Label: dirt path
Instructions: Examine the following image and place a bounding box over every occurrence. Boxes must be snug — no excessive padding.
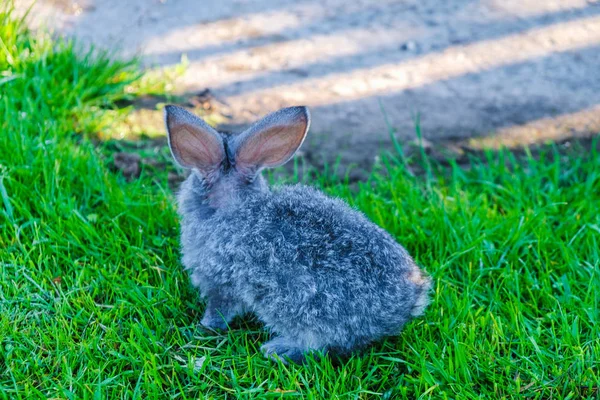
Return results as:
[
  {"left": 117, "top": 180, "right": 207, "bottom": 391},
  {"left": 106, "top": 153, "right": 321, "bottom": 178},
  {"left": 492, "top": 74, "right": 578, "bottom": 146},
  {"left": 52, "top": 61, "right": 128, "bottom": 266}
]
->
[{"left": 17, "top": 0, "right": 600, "bottom": 171}]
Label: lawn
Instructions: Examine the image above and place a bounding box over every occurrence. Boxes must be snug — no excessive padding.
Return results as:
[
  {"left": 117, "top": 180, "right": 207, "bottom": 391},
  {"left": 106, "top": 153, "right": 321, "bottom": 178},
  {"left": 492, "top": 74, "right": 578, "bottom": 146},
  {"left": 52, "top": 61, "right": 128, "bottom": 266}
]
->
[{"left": 1, "top": 6, "right": 599, "bottom": 399}]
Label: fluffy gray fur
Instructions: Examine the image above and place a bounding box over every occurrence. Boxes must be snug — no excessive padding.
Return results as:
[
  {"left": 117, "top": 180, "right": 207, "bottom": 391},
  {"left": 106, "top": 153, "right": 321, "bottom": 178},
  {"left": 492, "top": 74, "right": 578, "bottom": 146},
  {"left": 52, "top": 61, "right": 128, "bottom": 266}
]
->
[{"left": 165, "top": 105, "right": 432, "bottom": 363}]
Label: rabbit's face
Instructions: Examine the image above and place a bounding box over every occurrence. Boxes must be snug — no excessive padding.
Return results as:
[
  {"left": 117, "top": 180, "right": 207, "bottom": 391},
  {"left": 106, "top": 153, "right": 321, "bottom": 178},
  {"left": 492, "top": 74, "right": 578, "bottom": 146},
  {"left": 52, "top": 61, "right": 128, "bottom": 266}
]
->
[{"left": 165, "top": 105, "right": 310, "bottom": 210}]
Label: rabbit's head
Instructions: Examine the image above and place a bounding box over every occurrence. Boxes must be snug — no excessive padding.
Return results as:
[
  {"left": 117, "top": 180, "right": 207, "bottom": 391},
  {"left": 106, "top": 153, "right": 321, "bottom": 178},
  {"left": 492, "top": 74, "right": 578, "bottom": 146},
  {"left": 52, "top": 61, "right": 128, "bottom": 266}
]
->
[{"left": 164, "top": 105, "right": 310, "bottom": 209}]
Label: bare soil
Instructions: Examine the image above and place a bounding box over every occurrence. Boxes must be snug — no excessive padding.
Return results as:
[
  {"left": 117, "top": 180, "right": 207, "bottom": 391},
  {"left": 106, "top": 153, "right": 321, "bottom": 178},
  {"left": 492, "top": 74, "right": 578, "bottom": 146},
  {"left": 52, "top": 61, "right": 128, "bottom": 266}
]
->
[{"left": 16, "top": 0, "right": 600, "bottom": 175}]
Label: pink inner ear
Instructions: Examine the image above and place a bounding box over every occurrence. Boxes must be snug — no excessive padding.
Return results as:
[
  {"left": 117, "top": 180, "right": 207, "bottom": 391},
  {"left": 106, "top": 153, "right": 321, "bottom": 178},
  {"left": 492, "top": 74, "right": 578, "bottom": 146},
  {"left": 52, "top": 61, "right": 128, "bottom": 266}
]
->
[
  {"left": 172, "top": 124, "right": 224, "bottom": 170},
  {"left": 236, "top": 124, "right": 305, "bottom": 170}
]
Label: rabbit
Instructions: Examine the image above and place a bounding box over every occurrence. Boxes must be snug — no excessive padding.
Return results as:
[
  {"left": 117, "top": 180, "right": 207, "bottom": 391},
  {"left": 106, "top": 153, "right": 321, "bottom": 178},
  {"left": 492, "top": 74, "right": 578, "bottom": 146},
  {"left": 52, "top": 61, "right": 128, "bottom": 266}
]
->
[{"left": 164, "top": 104, "right": 432, "bottom": 363}]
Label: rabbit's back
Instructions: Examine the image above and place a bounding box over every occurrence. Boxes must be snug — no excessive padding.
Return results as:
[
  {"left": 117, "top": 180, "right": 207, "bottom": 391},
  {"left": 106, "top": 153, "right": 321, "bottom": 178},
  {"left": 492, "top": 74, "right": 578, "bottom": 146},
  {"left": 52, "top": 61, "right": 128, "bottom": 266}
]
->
[{"left": 182, "top": 184, "right": 430, "bottom": 351}]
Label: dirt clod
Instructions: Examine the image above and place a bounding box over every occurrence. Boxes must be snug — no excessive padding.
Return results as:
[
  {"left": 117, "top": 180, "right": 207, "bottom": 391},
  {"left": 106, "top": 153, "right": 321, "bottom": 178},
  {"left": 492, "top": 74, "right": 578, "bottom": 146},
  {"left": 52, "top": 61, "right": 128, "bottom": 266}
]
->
[{"left": 113, "top": 152, "right": 141, "bottom": 179}]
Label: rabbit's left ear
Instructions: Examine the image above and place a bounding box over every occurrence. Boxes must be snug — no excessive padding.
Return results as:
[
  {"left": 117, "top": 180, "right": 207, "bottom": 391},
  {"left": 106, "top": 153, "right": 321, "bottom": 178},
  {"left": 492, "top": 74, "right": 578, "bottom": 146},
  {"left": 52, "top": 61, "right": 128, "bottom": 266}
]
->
[
  {"left": 232, "top": 106, "right": 310, "bottom": 177},
  {"left": 164, "top": 105, "right": 225, "bottom": 175}
]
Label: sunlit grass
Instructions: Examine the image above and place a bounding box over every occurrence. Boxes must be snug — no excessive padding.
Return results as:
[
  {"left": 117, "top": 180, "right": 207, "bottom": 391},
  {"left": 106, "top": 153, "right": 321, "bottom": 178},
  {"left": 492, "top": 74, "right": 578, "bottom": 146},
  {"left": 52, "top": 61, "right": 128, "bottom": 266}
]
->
[{"left": 1, "top": 5, "right": 599, "bottom": 399}]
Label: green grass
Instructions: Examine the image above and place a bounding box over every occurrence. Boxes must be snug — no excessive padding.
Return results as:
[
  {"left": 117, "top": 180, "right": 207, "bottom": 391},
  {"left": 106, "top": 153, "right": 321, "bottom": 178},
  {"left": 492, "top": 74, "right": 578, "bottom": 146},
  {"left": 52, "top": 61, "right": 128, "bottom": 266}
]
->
[{"left": 1, "top": 7, "right": 599, "bottom": 399}]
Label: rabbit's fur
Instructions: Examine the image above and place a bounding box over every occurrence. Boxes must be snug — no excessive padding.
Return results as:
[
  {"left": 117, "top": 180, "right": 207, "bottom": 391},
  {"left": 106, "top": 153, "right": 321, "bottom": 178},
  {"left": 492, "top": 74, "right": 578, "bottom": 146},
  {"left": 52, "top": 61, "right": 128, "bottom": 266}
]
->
[{"left": 165, "top": 105, "right": 432, "bottom": 363}]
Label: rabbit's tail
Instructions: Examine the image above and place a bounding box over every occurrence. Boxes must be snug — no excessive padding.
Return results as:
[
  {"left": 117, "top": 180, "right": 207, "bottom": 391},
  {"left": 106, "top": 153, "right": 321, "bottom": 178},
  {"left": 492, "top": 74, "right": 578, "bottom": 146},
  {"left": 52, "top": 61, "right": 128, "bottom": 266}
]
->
[{"left": 407, "top": 268, "right": 433, "bottom": 317}]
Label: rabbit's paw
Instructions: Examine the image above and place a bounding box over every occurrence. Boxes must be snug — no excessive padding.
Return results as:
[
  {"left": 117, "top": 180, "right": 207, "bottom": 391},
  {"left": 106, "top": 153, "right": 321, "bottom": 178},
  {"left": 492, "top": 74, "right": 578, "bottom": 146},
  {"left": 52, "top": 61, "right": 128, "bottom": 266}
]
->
[
  {"left": 200, "top": 312, "right": 228, "bottom": 331},
  {"left": 261, "top": 337, "right": 307, "bottom": 364}
]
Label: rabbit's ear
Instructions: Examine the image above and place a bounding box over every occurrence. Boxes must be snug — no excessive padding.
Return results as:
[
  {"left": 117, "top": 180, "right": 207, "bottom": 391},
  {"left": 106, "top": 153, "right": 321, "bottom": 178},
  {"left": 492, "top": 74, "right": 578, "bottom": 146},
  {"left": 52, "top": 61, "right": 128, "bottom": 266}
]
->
[
  {"left": 164, "top": 105, "right": 225, "bottom": 174},
  {"left": 232, "top": 106, "right": 310, "bottom": 176}
]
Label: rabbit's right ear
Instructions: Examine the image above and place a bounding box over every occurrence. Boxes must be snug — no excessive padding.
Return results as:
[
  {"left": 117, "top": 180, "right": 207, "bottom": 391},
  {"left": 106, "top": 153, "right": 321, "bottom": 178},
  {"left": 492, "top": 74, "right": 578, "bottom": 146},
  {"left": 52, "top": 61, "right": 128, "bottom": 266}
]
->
[
  {"left": 232, "top": 106, "right": 310, "bottom": 177},
  {"left": 164, "top": 105, "right": 225, "bottom": 175}
]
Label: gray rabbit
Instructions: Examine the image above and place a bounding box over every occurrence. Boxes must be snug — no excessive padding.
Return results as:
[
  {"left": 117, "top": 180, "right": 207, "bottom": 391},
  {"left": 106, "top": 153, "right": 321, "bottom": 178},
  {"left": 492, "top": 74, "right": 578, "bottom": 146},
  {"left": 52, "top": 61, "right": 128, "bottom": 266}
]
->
[{"left": 164, "top": 105, "right": 432, "bottom": 363}]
